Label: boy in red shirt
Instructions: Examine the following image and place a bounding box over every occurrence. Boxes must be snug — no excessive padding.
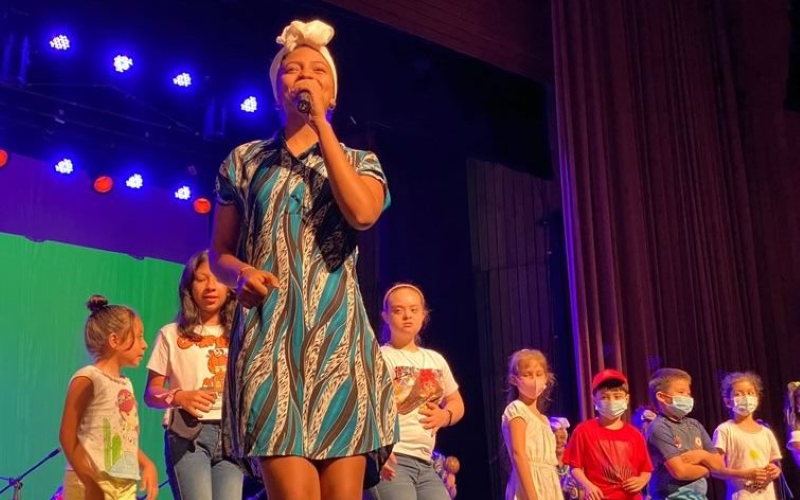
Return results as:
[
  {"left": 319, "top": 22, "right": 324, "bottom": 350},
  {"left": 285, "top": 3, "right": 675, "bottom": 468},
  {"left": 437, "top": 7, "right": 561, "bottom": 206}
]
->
[{"left": 563, "top": 369, "right": 653, "bottom": 500}]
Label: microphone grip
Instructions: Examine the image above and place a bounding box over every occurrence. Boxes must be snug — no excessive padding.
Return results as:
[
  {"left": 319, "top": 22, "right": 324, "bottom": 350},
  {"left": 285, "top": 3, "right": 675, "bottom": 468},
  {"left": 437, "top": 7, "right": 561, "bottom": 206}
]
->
[{"left": 296, "top": 91, "right": 312, "bottom": 114}]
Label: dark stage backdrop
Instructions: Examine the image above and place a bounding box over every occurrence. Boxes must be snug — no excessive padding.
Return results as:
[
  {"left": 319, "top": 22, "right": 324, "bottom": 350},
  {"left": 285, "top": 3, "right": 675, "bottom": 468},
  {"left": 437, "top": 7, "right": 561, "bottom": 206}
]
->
[
  {"left": 322, "top": 0, "right": 553, "bottom": 82},
  {"left": 352, "top": 127, "right": 495, "bottom": 498},
  {"left": 553, "top": 0, "right": 800, "bottom": 492},
  {"left": 466, "top": 158, "right": 571, "bottom": 498}
]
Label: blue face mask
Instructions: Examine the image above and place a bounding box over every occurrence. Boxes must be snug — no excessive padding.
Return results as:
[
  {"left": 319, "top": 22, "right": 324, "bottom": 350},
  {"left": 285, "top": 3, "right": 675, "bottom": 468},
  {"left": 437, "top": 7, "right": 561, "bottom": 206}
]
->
[
  {"left": 666, "top": 395, "right": 694, "bottom": 418},
  {"left": 596, "top": 399, "right": 628, "bottom": 419}
]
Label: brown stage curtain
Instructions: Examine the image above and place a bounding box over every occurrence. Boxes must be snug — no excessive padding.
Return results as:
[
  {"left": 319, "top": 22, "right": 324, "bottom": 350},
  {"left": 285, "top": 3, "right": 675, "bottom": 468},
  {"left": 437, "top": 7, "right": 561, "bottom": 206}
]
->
[{"left": 552, "top": 0, "right": 773, "bottom": 435}]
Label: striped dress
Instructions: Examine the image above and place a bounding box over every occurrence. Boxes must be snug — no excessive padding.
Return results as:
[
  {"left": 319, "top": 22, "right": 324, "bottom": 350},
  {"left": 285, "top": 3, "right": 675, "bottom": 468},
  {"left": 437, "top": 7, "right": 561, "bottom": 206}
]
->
[{"left": 215, "top": 132, "right": 398, "bottom": 486}]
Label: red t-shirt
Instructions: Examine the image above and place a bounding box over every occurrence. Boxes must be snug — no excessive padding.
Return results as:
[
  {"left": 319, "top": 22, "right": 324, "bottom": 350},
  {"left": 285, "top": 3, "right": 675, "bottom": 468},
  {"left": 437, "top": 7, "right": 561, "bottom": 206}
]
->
[{"left": 563, "top": 419, "right": 654, "bottom": 500}]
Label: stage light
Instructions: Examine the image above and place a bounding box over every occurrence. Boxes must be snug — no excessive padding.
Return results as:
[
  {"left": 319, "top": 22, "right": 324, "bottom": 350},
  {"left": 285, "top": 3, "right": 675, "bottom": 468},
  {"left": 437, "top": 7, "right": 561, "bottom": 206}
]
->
[
  {"left": 174, "top": 186, "right": 191, "bottom": 200},
  {"left": 193, "top": 198, "right": 212, "bottom": 215},
  {"left": 54, "top": 158, "right": 73, "bottom": 174},
  {"left": 93, "top": 176, "right": 114, "bottom": 194},
  {"left": 173, "top": 72, "right": 192, "bottom": 87},
  {"left": 125, "top": 173, "right": 143, "bottom": 189},
  {"left": 113, "top": 55, "right": 134, "bottom": 73},
  {"left": 0, "top": 149, "right": 8, "bottom": 168},
  {"left": 240, "top": 96, "right": 258, "bottom": 113},
  {"left": 49, "top": 35, "right": 70, "bottom": 51}
]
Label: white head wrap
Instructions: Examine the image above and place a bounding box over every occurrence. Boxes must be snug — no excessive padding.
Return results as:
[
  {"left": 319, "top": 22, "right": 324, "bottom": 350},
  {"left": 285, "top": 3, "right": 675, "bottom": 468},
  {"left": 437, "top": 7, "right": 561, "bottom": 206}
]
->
[{"left": 269, "top": 20, "right": 337, "bottom": 104}]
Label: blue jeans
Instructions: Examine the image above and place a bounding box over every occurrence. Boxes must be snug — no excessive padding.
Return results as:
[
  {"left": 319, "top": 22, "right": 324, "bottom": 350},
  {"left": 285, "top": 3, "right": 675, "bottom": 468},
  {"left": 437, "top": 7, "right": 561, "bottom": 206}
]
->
[
  {"left": 366, "top": 453, "right": 450, "bottom": 500},
  {"left": 165, "top": 422, "right": 243, "bottom": 500}
]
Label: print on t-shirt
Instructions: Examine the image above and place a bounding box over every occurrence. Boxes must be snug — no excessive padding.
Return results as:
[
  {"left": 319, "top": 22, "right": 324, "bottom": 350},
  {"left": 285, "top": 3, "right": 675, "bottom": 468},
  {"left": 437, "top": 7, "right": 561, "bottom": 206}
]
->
[
  {"left": 105, "top": 387, "right": 139, "bottom": 475},
  {"left": 392, "top": 366, "right": 444, "bottom": 414},
  {"left": 595, "top": 438, "right": 637, "bottom": 484},
  {"left": 177, "top": 334, "right": 229, "bottom": 413}
]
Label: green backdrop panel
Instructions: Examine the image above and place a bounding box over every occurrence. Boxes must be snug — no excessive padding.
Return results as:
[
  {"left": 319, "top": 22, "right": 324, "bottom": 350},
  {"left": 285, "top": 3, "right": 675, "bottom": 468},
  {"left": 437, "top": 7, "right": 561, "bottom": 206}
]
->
[{"left": 0, "top": 232, "right": 182, "bottom": 499}]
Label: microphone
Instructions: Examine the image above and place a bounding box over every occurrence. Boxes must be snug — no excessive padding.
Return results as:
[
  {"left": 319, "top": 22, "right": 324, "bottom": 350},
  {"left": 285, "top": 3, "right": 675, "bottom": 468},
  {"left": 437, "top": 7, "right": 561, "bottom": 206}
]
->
[{"left": 295, "top": 91, "right": 312, "bottom": 114}]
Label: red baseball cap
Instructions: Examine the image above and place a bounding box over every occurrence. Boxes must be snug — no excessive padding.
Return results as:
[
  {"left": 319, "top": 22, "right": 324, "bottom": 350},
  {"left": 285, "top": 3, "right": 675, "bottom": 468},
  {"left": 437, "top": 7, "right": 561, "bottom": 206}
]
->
[{"left": 592, "top": 369, "right": 628, "bottom": 392}]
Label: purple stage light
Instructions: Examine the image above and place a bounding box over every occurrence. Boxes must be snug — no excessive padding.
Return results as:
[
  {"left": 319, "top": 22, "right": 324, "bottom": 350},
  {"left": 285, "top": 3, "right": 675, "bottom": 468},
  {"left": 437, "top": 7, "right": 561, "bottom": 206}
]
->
[
  {"left": 240, "top": 96, "right": 258, "bottom": 113},
  {"left": 113, "top": 55, "right": 134, "bottom": 73},
  {"left": 54, "top": 158, "right": 73, "bottom": 174},
  {"left": 49, "top": 35, "right": 71, "bottom": 51},
  {"left": 125, "top": 173, "right": 143, "bottom": 189},
  {"left": 173, "top": 72, "right": 192, "bottom": 87},
  {"left": 174, "top": 186, "right": 191, "bottom": 200}
]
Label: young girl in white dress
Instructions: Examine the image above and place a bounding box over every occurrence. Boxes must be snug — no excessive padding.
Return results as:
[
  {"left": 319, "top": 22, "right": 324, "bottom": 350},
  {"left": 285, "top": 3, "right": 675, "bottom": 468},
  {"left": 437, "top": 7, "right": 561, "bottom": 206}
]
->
[{"left": 501, "top": 349, "right": 562, "bottom": 500}]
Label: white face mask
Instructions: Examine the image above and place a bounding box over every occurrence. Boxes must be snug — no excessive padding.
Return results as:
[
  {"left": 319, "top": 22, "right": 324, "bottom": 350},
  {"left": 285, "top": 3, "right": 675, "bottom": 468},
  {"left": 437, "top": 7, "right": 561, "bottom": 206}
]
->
[
  {"left": 732, "top": 395, "right": 759, "bottom": 416},
  {"left": 664, "top": 395, "right": 694, "bottom": 418},
  {"left": 596, "top": 399, "right": 628, "bottom": 419}
]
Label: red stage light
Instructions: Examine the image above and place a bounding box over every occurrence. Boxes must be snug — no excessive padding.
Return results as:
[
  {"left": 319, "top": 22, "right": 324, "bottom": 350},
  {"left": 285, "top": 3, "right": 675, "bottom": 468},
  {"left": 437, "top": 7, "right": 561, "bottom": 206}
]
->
[
  {"left": 94, "top": 176, "right": 114, "bottom": 194},
  {"left": 193, "top": 197, "right": 212, "bottom": 214},
  {"left": 0, "top": 149, "right": 8, "bottom": 168}
]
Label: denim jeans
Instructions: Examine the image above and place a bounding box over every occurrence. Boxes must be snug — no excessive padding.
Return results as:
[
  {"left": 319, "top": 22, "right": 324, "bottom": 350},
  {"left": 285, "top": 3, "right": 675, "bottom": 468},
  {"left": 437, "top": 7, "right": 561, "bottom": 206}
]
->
[
  {"left": 165, "top": 422, "right": 243, "bottom": 500},
  {"left": 366, "top": 453, "right": 450, "bottom": 500}
]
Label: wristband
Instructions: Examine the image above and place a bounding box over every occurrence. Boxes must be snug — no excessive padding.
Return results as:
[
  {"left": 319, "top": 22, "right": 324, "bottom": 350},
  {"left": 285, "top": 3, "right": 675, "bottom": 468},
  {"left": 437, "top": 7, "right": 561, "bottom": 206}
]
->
[
  {"left": 163, "top": 388, "right": 181, "bottom": 407},
  {"left": 445, "top": 409, "right": 454, "bottom": 426}
]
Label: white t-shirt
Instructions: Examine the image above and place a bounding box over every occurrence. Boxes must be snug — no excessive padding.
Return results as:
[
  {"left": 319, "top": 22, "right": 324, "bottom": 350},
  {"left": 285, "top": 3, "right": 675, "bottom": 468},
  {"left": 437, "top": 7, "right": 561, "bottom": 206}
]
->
[
  {"left": 146, "top": 323, "right": 229, "bottom": 421},
  {"left": 713, "top": 420, "right": 782, "bottom": 500},
  {"left": 380, "top": 344, "right": 459, "bottom": 462},
  {"left": 65, "top": 365, "right": 140, "bottom": 480}
]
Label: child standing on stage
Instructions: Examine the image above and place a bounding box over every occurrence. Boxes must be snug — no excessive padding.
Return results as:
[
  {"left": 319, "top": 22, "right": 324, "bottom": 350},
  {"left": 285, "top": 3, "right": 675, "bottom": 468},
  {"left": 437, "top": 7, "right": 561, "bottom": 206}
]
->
[
  {"left": 59, "top": 295, "right": 159, "bottom": 500},
  {"left": 563, "top": 369, "right": 653, "bottom": 500},
  {"left": 646, "top": 368, "right": 722, "bottom": 500},
  {"left": 711, "top": 372, "right": 781, "bottom": 500},
  {"left": 501, "top": 349, "right": 563, "bottom": 500},
  {"left": 144, "top": 250, "right": 243, "bottom": 499},
  {"left": 368, "top": 283, "right": 465, "bottom": 500}
]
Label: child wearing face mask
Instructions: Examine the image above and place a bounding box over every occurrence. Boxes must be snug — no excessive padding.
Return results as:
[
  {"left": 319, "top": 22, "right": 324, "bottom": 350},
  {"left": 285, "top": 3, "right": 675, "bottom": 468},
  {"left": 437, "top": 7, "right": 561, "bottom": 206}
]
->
[
  {"left": 645, "top": 368, "right": 723, "bottom": 500},
  {"left": 711, "top": 372, "right": 781, "bottom": 500},
  {"left": 501, "top": 349, "right": 563, "bottom": 500},
  {"left": 563, "top": 369, "right": 653, "bottom": 500}
]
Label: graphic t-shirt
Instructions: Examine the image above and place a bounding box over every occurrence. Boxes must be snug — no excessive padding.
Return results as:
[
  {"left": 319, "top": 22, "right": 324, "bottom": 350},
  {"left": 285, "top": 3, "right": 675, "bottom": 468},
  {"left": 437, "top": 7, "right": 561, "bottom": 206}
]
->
[
  {"left": 65, "top": 365, "right": 140, "bottom": 480},
  {"left": 646, "top": 414, "right": 715, "bottom": 500},
  {"left": 563, "top": 419, "right": 653, "bottom": 500},
  {"left": 713, "top": 420, "right": 782, "bottom": 500},
  {"left": 380, "top": 345, "right": 459, "bottom": 461},
  {"left": 146, "top": 323, "right": 228, "bottom": 421}
]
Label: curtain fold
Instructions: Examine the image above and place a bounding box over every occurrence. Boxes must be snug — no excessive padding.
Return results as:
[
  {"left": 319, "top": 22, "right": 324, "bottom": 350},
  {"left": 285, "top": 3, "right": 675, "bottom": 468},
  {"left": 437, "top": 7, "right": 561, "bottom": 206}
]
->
[{"left": 552, "top": 0, "right": 768, "bottom": 428}]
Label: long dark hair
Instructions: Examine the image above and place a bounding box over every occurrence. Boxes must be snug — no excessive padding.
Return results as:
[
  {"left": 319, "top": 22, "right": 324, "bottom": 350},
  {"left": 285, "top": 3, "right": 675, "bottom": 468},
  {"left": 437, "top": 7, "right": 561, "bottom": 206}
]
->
[{"left": 176, "top": 250, "right": 236, "bottom": 340}]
